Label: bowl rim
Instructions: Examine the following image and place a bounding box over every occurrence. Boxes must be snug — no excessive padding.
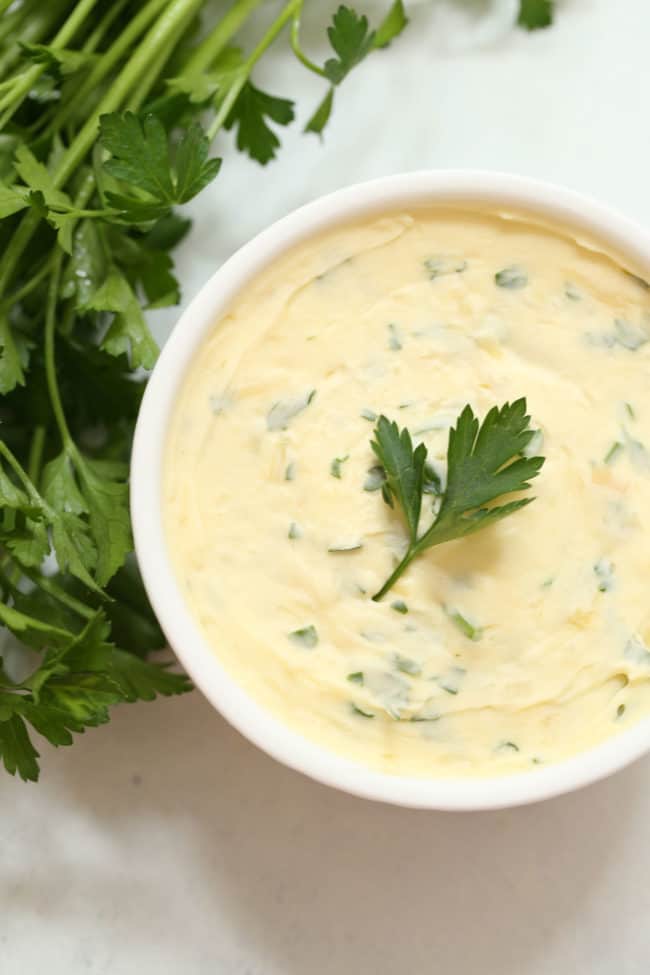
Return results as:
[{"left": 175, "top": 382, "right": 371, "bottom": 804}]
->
[{"left": 131, "top": 169, "right": 650, "bottom": 811}]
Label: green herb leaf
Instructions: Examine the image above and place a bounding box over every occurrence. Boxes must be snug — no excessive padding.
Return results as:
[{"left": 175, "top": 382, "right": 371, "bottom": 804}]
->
[
  {"left": 99, "top": 112, "right": 221, "bottom": 217},
  {"left": 85, "top": 267, "right": 159, "bottom": 370},
  {"left": 371, "top": 416, "right": 427, "bottom": 542},
  {"left": 324, "top": 7, "right": 376, "bottom": 84},
  {"left": 374, "top": 0, "right": 409, "bottom": 48},
  {"left": 225, "top": 83, "right": 295, "bottom": 165},
  {"left": 424, "top": 400, "right": 544, "bottom": 545},
  {"left": 13, "top": 144, "right": 71, "bottom": 210},
  {"left": 306, "top": 3, "right": 408, "bottom": 135},
  {"left": 0, "top": 315, "right": 26, "bottom": 393},
  {"left": 371, "top": 400, "right": 544, "bottom": 598},
  {"left": 100, "top": 112, "right": 175, "bottom": 200},
  {"left": 518, "top": 0, "right": 554, "bottom": 30},
  {"left": 304, "top": 87, "right": 335, "bottom": 136},
  {"left": 76, "top": 457, "right": 131, "bottom": 588},
  {"left": 0, "top": 712, "right": 40, "bottom": 782},
  {"left": 19, "top": 42, "right": 94, "bottom": 78},
  {"left": 0, "top": 181, "right": 28, "bottom": 219}
]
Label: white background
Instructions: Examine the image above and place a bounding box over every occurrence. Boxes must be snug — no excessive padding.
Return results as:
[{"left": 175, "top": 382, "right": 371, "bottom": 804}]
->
[{"left": 4, "top": 1, "right": 650, "bottom": 972}]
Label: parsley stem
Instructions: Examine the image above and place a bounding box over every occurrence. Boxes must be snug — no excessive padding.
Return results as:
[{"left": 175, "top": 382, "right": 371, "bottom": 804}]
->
[
  {"left": 0, "top": 441, "right": 45, "bottom": 505},
  {"left": 44, "top": 252, "right": 73, "bottom": 451},
  {"left": 126, "top": 33, "right": 179, "bottom": 113},
  {"left": 0, "top": 210, "right": 41, "bottom": 307},
  {"left": 52, "top": 0, "right": 208, "bottom": 190},
  {"left": 207, "top": 0, "right": 300, "bottom": 141},
  {"left": 0, "top": 0, "right": 205, "bottom": 302},
  {"left": 27, "top": 427, "right": 46, "bottom": 489},
  {"left": 39, "top": 0, "right": 172, "bottom": 141},
  {"left": 0, "top": 0, "right": 68, "bottom": 78},
  {"left": 290, "top": 2, "right": 329, "bottom": 78},
  {"left": 81, "top": 0, "right": 131, "bottom": 55},
  {"left": 372, "top": 546, "right": 418, "bottom": 601},
  {"left": 183, "top": 0, "right": 265, "bottom": 75},
  {"left": 0, "top": 0, "right": 101, "bottom": 125},
  {"left": 21, "top": 567, "right": 95, "bottom": 621},
  {"left": 0, "top": 255, "right": 55, "bottom": 313}
]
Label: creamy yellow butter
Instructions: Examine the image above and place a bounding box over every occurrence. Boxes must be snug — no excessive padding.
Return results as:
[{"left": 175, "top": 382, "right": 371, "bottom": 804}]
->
[{"left": 164, "top": 208, "right": 650, "bottom": 777}]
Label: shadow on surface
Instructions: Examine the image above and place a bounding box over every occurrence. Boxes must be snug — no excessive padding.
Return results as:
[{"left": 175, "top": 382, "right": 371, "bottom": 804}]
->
[{"left": 3, "top": 689, "right": 647, "bottom": 974}]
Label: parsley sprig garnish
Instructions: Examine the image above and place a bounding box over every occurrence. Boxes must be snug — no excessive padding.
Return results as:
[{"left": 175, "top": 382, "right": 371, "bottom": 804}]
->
[{"left": 370, "top": 399, "right": 545, "bottom": 600}]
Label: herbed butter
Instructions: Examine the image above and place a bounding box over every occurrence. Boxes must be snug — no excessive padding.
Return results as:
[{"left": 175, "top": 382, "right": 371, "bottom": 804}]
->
[{"left": 164, "top": 208, "right": 650, "bottom": 777}]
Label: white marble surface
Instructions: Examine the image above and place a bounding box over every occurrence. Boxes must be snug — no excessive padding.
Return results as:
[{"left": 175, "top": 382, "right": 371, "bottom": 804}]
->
[{"left": 4, "top": 2, "right": 650, "bottom": 972}]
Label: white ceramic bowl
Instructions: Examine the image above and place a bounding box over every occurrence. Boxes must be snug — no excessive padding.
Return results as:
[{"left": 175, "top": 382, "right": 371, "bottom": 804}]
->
[{"left": 132, "top": 170, "right": 650, "bottom": 810}]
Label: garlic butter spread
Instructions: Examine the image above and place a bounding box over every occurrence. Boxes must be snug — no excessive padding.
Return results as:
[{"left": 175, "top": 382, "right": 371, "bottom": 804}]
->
[{"left": 164, "top": 209, "right": 650, "bottom": 777}]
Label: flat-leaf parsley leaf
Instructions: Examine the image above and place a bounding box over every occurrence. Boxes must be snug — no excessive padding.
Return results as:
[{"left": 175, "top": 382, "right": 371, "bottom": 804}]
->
[{"left": 370, "top": 399, "right": 545, "bottom": 599}]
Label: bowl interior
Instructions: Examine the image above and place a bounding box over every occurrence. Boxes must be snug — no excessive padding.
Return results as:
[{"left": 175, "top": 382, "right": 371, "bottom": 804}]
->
[{"left": 131, "top": 170, "right": 650, "bottom": 810}]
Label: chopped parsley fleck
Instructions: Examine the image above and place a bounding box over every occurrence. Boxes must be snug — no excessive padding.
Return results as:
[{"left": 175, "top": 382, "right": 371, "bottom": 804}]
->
[
  {"left": 360, "top": 407, "right": 377, "bottom": 422},
  {"left": 495, "top": 265, "right": 528, "bottom": 289},
  {"left": 613, "top": 318, "right": 649, "bottom": 351},
  {"left": 410, "top": 700, "right": 440, "bottom": 722},
  {"left": 330, "top": 455, "right": 349, "bottom": 478},
  {"left": 288, "top": 522, "right": 302, "bottom": 540},
  {"left": 209, "top": 394, "right": 229, "bottom": 415},
  {"left": 328, "top": 540, "right": 363, "bottom": 553},
  {"left": 351, "top": 703, "right": 374, "bottom": 718},
  {"left": 497, "top": 740, "right": 520, "bottom": 753},
  {"left": 390, "top": 599, "right": 408, "bottom": 614},
  {"left": 289, "top": 625, "right": 318, "bottom": 649},
  {"left": 394, "top": 654, "right": 421, "bottom": 676},
  {"left": 387, "top": 322, "right": 402, "bottom": 350},
  {"left": 604, "top": 442, "right": 623, "bottom": 465},
  {"left": 624, "top": 636, "right": 650, "bottom": 666},
  {"left": 285, "top": 462, "right": 297, "bottom": 481},
  {"left": 438, "top": 666, "right": 466, "bottom": 695},
  {"left": 564, "top": 282, "right": 581, "bottom": 301},
  {"left": 424, "top": 256, "right": 467, "bottom": 279},
  {"left": 267, "top": 390, "right": 316, "bottom": 431},
  {"left": 594, "top": 558, "right": 614, "bottom": 593},
  {"left": 347, "top": 671, "right": 364, "bottom": 684},
  {"left": 616, "top": 703, "right": 626, "bottom": 719},
  {"left": 446, "top": 607, "right": 482, "bottom": 642}
]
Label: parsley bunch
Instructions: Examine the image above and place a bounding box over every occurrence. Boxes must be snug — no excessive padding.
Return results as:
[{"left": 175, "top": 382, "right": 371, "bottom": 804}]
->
[{"left": 0, "top": 0, "right": 409, "bottom": 781}]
